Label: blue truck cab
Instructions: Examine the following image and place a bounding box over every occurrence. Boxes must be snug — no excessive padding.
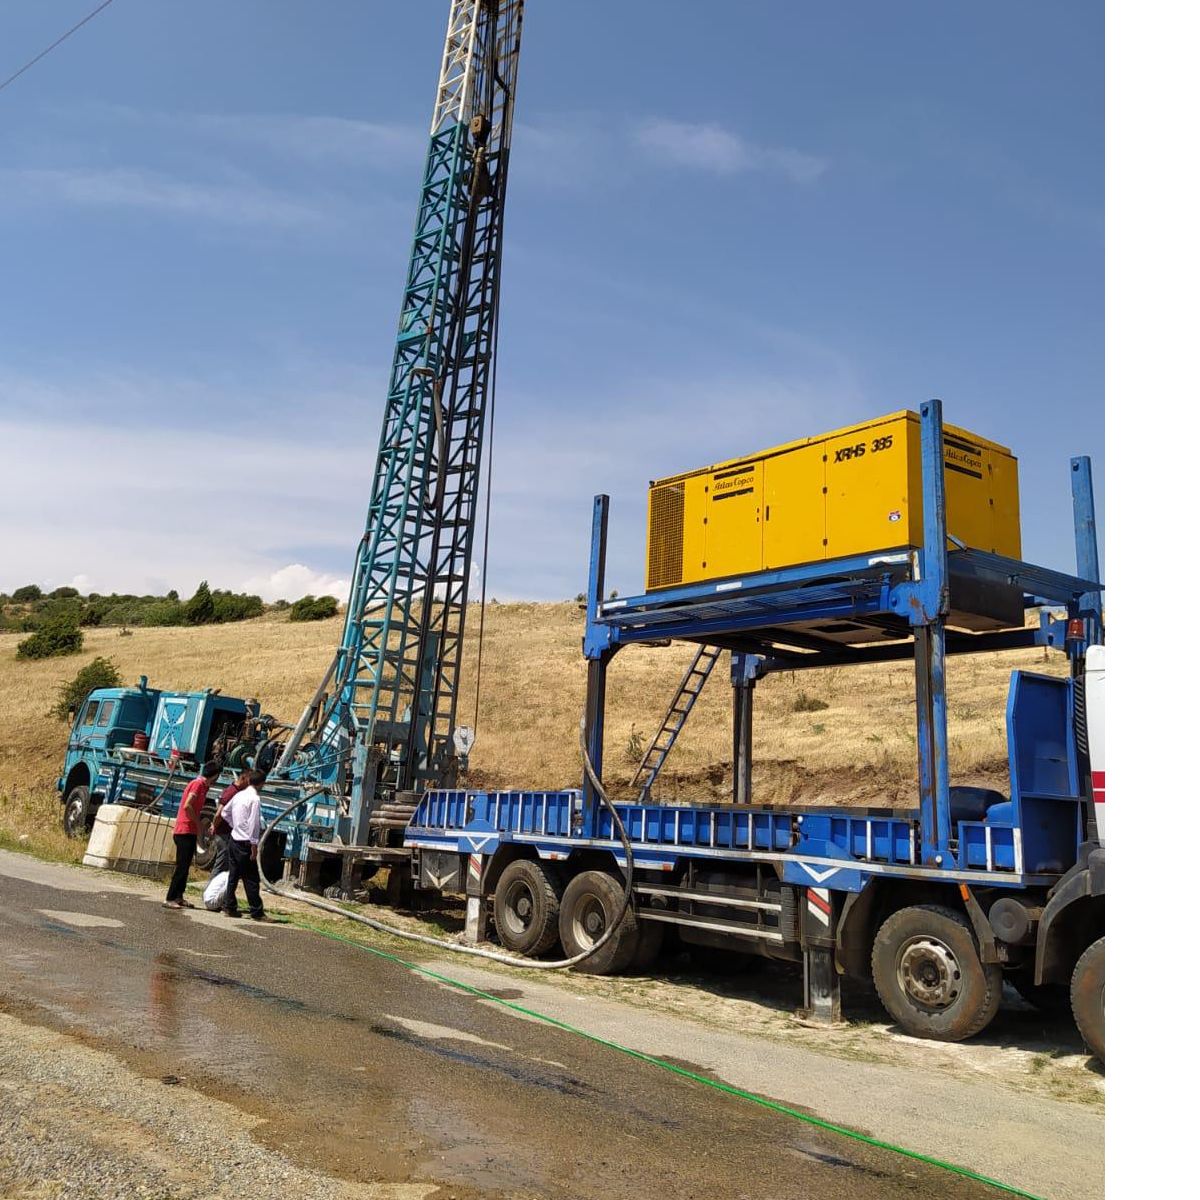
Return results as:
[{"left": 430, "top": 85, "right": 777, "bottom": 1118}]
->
[{"left": 57, "top": 678, "right": 256, "bottom": 839}]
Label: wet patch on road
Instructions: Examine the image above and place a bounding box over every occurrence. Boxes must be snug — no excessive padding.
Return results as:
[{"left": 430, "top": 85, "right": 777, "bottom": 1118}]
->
[{"left": 37, "top": 909, "right": 125, "bottom": 929}]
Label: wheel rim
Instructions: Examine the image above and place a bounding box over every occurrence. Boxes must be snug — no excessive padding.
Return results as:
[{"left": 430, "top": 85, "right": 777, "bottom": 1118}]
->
[
  {"left": 897, "top": 935, "right": 963, "bottom": 1010},
  {"left": 64, "top": 796, "right": 86, "bottom": 837},
  {"left": 502, "top": 880, "right": 536, "bottom": 934},
  {"left": 571, "top": 894, "right": 608, "bottom": 950}
]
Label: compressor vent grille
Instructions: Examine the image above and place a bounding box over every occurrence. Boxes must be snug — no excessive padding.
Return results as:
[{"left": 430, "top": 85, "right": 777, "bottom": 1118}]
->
[{"left": 648, "top": 482, "right": 686, "bottom": 589}]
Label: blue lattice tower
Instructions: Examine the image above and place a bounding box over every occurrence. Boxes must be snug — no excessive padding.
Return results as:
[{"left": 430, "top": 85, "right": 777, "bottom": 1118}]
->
[{"left": 277, "top": 1, "right": 524, "bottom": 840}]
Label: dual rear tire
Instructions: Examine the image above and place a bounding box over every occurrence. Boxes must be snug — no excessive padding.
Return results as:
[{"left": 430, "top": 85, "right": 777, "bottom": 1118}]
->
[{"left": 492, "top": 860, "right": 643, "bottom": 974}]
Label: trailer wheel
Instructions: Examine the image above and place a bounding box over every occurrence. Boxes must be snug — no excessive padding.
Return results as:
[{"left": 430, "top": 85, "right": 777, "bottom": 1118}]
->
[
  {"left": 494, "top": 859, "right": 563, "bottom": 956},
  {"left": 559, "top": 870, "right": 639, "bottom": 975},
  {"left": 1070, "top": 937, "right": 1104, "bottom": 1059},
  {"left": 62, "top": 785, "right": 93, "bottom": 839},
  {"left": 872, "top": 904, "right": 1002, "bottom": 1041}
]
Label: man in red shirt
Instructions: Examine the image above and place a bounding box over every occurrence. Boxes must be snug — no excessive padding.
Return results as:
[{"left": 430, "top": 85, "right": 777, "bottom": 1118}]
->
[{"left": 163, "top": 761, "right": 220, "bottom": 909}]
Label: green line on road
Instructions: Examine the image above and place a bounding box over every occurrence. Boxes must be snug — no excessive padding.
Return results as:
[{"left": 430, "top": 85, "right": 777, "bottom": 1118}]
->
[{"left": 287, "top": 918, "right": 1045, "bottom": 1200}]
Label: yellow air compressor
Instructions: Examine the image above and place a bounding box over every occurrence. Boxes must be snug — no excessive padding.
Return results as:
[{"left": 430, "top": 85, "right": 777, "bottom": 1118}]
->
[{"left": 645, "top": 410, "right": 1021, "bottom": 625}]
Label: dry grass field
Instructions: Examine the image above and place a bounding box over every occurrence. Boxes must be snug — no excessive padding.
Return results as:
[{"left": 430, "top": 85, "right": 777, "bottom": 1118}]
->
[{"left": 0, "top": 603, "right": 1066, "bottom": 856}]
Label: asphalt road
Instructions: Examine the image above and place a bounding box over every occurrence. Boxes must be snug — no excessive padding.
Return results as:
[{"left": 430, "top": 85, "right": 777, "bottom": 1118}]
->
[{"left": 0, "top": 851, "right": 1077, "bottom": 1200}]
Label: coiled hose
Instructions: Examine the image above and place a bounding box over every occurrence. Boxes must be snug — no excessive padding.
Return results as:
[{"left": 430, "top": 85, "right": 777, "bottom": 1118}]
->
[{"left": 259, "top": 720, "right": 636, "bottom": 970}]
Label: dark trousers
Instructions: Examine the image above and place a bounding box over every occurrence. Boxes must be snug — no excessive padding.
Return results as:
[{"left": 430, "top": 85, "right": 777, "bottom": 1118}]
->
[
  {"left": 210, "top": 832, "right": 231, "bottom": 876},
  {"left": 167, "top": 833, "right": 197, "bottom": 902},
  {"left": 224, "top": 838, "right": 264, "bottom": 917}
]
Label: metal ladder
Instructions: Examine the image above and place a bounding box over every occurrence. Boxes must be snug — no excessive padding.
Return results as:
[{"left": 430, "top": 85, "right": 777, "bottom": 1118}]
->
[{"left": 630, "top": 645, "right": 723, "bottom": 802}]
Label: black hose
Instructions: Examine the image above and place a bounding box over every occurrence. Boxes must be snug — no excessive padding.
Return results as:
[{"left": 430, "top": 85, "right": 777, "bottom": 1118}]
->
[{"left": 257, "top": 719, "right": 637, "bottom": 971}]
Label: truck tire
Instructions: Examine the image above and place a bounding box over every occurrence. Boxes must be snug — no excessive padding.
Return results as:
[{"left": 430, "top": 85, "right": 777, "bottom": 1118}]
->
[
  {"left": 62, "top": 785, "right": 93, "bottom": 839},
  {"left": 494, "top": 859, "right": 564, "bottom": 956},
  {"left": 872, "top": 904, "right": 1002, "bottom": 1041},
  {"left": 193, "top": 806, "right": 218, "bottom": 870},
  {"left": 1070, "top": 937, "right": 1104, "bottom": 1059},
  {"left": 559, "top": 869, "right": 639, "bottom": 975}
]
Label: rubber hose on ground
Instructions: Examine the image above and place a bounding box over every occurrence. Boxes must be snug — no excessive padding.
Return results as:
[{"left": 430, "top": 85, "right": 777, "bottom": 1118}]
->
[{"left": 257, "top": 719, "right": 636, "bottom": 971}]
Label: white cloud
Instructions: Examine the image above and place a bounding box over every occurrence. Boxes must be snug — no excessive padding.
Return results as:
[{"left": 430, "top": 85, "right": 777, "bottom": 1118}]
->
[
  {"left": 0, "top": 407, "right": 364, "bottom": 599},
  {"left": 100, "top": 107, "right": 425, "bottom": 169},
  {"left": 0, "top": 167, "right": 329, "bottom": 229},
  {"left": 634, "top": 118, "right": 827, "bottom": 185},
  {"left": 239, "top": 564, "right": 351, "bottom": 604}
]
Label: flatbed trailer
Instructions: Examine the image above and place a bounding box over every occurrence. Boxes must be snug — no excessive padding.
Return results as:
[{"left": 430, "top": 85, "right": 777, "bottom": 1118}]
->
[{"left": 376, "top": 401, "right": 1105, "bottom": 1051}]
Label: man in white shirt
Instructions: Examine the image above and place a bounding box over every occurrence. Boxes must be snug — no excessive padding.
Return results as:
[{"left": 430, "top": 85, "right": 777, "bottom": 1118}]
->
[{"left": 218, "top": 768, "right": 266, "bottom": 920}]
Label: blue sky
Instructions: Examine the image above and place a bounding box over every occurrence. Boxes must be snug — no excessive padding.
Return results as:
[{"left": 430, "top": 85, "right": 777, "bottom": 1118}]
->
[{"left": 0, "top": 0, "right": 1102, "bottom": 602}]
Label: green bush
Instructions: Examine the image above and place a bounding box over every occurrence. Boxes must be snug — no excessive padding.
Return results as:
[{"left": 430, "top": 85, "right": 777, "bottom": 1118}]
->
[
  {"left": 290, "top": 594, "right": 339, "bottom": 622},
  {"left": 183, "top": 581, "right": 215, "bottom": 625},
  {"left": 139, "top": 599, "right": 186, "bottom": 626},
  {"left": 792, "top": 692, "right": 829, "bottom": 713},
  {"left": 20, "top": 584, "right": 264, "bottom": 630},
  {"left": 211, "top": 589, "right": 264, "bottom": 623},
  {"left": 51, "top": 657, "right": 122, "bottom": 721},
  {"left": 12, "top": 584, "right": 42, "bottom": 603},
  {"left": 16, "top": 613, "right": 83, "bottom": 660}
]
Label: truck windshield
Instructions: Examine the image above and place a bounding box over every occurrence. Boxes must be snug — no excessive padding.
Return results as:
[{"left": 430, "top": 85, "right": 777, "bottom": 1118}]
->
[
  {"left": 81, "top": 700, "right": 100, "bottom": 727},
  {"left": 97, "top": 700, "right": 115, "bottom": 727}
]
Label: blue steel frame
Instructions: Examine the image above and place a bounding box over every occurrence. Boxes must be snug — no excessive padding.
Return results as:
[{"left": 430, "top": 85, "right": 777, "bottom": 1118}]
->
[
  {"left": 403, "top": 403, "right": 1102, "bottom": 895},
  {"left": 578, "top": 400, "right": 1103, "bottom": 867}
]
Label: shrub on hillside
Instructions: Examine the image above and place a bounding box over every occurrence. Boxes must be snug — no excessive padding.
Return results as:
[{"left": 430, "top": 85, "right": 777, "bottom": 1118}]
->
[
  {"left": 183, "top": 581, "right": 215, "bottom": 625},
  {"left": 211, "top": 589, "right": 264, "bottom": 623},
  {"left": 48, "top": 586, "right": 80, "bottom": 600},
  {"left": 16, "top": 613, "right": 83, "bottom": 660},
  {"left": 12, "top": 584, "right": 42, "bottom": 603},
  {"left": 139, "top": 599, "right": 186, "bottom": 626},
  {"left": 51, "top": 657, "right": 122, "bottom": 721},
  {"left": 290, "top": 594, "right": 339, "bottom": 622}
]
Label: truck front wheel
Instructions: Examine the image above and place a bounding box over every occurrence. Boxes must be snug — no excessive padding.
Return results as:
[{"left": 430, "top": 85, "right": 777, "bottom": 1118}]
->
[
  {"left": 494, "top": 859, "right": 563, "bottom": 956},
  {"left": 872, "top": 904, "right": 1002, "bottom": 1041},
  {"left": 62, "top": 785, "right": 93, "bottom": 839},
  {"left": 1070, "top": 937, "right": 1104, "bottom": 1060}
]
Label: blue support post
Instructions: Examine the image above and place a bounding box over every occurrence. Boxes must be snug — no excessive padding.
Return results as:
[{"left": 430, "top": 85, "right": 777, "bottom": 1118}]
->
[
  {"left": 731, "top": 652, "right": 762, "bottom": 805},
  {"left": 582, "top": 496, "right": 613, "bottom": 808},
  {"left": 914, "top": 400, "right": 953, "bottom": 864},
  {"left": 1070, "top": 456, "right": 1103, "bottom": 649}
]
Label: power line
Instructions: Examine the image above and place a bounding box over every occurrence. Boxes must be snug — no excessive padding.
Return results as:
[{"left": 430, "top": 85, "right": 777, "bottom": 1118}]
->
[{"left": 0, "top": 0, "right": 116, "bottom": 95}]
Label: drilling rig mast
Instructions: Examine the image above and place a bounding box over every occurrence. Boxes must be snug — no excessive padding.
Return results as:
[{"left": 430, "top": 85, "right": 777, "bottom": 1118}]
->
[{"left": 276, "top": 0, "right": 524, "bottom": 848}]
